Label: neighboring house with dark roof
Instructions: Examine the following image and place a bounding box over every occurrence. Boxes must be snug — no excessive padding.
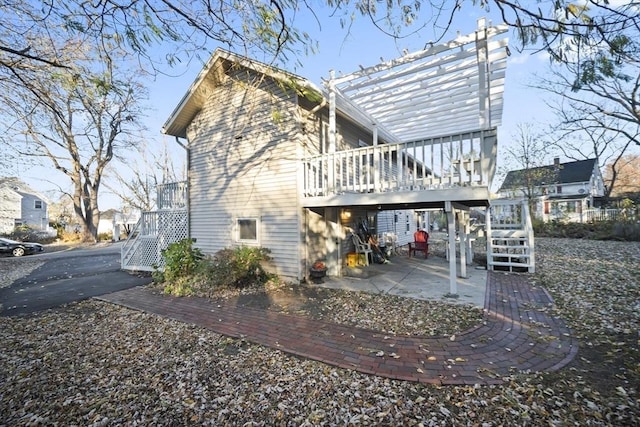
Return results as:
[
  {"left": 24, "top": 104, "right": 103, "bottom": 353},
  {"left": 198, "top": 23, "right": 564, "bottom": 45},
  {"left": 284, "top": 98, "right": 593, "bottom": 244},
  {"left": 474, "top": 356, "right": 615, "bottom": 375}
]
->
[
  {"left": 0, "top": 177, "right": 50, "bottom": 233},
  {"left": 497, "top": 158, "right": 605, "bottom": 222}
]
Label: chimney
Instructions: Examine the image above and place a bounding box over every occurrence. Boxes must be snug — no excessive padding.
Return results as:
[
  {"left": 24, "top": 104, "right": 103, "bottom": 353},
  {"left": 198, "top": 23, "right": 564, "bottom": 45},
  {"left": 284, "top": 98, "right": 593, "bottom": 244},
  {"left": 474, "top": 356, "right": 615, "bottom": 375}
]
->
[{"left": 554, "top": 157, "right": 560, "bottom": 166}]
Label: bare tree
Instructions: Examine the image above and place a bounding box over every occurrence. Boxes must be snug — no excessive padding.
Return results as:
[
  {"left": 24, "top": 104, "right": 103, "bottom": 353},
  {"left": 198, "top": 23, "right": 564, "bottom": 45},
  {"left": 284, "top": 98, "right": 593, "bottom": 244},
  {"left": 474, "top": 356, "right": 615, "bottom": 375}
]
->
[
  {"left": 534, "top": 8, "right": 640, "bottom": 201},
  {"left": 604, "top": 154, "right": 640, "bottom": 199},
  {"left": 105, "top": 139, "right": 186, "bottom": 212},
  {"left": 499, "top": 123, "right": 558, "bottom": 214},
  {"left": 545, "top": 121, "right": 635, "bottom": 201},
  {"left": 2, "top": 41, "right": 146, "bottom": 242}
]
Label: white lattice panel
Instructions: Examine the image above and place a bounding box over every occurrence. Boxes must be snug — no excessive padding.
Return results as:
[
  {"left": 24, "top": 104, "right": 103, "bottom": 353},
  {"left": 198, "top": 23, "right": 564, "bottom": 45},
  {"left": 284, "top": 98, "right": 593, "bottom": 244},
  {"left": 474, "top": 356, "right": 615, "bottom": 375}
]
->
[{"left": 122, "top": 210, "right": 189, "bottom": 272}]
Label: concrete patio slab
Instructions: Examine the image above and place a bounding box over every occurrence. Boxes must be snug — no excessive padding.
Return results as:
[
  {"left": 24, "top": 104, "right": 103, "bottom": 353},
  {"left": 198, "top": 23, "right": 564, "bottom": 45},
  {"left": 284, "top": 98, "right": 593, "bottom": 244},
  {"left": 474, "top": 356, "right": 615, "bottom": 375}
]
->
[{"left": 316, "top": 253, "right": 487, "bottom": 308}]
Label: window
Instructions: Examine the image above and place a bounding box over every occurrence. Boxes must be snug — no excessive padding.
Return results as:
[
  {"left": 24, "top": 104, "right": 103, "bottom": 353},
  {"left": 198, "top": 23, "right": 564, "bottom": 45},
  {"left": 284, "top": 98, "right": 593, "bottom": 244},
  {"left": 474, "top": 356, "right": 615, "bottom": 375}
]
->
[
  {"left": 556, "top": 185, "right": 562, "bottom": 194},
  {"left": 566, "top": 201, "right": 577, "bottom": 213},
  {"left": 34, "top": 200, "right": 42, "bottom": 209},
  {"left": 236, "top": 217, "right": 259, "bottom": 244}
]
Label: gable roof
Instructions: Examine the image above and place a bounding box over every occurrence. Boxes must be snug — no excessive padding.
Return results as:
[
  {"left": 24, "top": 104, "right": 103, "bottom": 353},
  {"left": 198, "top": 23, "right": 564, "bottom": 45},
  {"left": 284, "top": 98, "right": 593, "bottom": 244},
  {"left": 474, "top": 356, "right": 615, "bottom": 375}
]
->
[
  {"left": 163, "top": 19, "right": 509, "bottom": 145},
  {"left": 162, "top": 48, "right": 400, "bottom": 142},
  {"left": 0, "top": 177, "right": 43, "bottom": 198},
  {"left": 162, "top": 49, "right": 324, "bottom": 139},
  {"left": 499, "top": 158, "right": 598, "bottom": 192}
]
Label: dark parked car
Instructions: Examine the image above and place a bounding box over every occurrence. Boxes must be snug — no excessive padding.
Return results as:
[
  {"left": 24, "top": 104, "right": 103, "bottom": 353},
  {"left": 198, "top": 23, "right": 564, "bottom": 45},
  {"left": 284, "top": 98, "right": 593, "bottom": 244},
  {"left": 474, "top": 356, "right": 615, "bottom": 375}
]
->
[{"left": 0, "top": 237, "right": 45, "bottom": 257}]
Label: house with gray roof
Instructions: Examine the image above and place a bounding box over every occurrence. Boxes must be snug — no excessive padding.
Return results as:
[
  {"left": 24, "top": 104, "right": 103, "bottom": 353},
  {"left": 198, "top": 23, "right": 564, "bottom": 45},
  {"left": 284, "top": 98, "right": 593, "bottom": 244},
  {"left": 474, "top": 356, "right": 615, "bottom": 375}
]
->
[
  {"left": 497, "top": 158, "right": 605, "bottom": 222},
  {"left": 0, "top": 177, "right": 50, "bottom": 234}
]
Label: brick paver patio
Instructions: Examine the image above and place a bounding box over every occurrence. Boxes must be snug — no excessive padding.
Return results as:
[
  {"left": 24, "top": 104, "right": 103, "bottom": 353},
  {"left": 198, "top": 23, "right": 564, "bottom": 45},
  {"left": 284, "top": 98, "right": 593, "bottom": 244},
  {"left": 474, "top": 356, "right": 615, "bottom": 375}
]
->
[{"left": 97, "top": 271, "right": 578, "bottom": 385}]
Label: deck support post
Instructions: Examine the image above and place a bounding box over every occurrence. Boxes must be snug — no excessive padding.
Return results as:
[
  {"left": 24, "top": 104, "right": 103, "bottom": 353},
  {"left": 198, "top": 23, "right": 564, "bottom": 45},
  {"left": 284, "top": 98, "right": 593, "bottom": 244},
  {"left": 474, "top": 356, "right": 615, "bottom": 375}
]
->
[
  {"left": 445, "top": 201, "right": 458, "bottom": 296},
  {"left": 458, "top": 211, "right": 468, "bottom": 278}
]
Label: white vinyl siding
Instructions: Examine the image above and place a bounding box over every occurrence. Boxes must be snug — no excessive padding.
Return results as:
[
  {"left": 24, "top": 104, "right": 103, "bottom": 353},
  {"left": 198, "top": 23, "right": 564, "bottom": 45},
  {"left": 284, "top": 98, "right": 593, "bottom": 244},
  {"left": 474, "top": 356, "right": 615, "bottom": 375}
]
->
[{"left": 187, "top": 69, "right": 303, "bottom": 279}]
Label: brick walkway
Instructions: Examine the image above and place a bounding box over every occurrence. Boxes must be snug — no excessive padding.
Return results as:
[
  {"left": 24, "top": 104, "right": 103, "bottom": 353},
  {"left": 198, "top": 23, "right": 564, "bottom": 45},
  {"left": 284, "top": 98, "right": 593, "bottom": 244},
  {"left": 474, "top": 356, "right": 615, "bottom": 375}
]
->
[{"left": 97, "top": 271, "right": 578, "bottom": 385}]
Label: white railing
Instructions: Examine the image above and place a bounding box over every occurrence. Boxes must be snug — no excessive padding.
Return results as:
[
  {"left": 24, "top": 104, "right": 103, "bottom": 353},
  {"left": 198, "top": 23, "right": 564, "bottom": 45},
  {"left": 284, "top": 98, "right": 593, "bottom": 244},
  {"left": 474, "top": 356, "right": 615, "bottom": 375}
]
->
[
  {"left": 121, "top": 210, "right": 189, "bottom": 272},
  {"left": 488, "top": 199, "right": 535, "bottom": 273},
  {"left": 157, "top": 181, "right": 188, "bottom": 210},
  {"left": 121, "top": 181, "right": 189, "bottom": 272},
  {"left": 584, "top": 208, "right": 638, "bottom": 223},
  {"left": 304, "top": 129, "right": 497, "bottom": 197}
]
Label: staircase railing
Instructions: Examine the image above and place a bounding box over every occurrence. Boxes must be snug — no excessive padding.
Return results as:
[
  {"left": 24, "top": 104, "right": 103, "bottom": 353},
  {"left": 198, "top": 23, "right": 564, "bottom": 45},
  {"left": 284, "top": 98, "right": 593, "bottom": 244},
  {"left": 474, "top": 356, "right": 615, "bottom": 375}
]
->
[
  {"left": 121, "top": 181, "right": 189, "bottom": 272},
  {"left": 487, "top": 199, "right": 535, "bottom": 273}
]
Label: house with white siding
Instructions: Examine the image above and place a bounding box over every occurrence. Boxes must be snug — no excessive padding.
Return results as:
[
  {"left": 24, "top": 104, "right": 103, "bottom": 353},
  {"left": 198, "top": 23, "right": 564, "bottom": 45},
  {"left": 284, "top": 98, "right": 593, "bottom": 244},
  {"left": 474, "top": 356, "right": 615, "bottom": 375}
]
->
[
  {"left": 0, "top": 177, "right": 49, "bottom": 234},
  {"left": 123, "top": 19, "right": 535, "bottom": 291},
  {"left": 497, "top": 158, "right": 605, "bottom": 222}
]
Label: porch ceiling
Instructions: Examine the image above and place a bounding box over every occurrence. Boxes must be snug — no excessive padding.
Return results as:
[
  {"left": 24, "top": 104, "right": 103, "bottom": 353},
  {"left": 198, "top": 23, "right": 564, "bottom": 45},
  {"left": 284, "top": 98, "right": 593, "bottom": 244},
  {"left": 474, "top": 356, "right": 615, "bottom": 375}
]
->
[{"left": 331, "top": 20, "right": 509, "bottom": 143}]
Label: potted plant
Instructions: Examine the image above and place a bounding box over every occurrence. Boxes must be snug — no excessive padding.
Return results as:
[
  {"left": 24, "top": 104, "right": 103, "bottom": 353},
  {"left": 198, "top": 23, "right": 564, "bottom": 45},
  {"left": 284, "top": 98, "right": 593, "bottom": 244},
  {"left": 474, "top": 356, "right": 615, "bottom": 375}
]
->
[{"left": 309, "top": 260, "right": 327, "bottom": 281}]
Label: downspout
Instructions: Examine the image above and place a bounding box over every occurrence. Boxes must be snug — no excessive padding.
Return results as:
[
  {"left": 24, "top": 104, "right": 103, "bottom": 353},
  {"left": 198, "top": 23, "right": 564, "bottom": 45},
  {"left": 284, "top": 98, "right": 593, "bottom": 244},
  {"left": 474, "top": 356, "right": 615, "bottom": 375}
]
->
[
  {"left": 173, "top": 136, "right": 188, "bottom": 151},
  {"left": 175, "top": 136, "right": 191, "bottom": 238}
]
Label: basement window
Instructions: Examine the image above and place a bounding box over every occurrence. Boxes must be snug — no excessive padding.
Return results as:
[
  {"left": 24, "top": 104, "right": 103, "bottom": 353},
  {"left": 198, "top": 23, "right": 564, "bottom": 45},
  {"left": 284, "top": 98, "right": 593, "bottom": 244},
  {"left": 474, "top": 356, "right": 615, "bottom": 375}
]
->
[{"left": 236, "top": 217, "right": 259, "bottom": 244}]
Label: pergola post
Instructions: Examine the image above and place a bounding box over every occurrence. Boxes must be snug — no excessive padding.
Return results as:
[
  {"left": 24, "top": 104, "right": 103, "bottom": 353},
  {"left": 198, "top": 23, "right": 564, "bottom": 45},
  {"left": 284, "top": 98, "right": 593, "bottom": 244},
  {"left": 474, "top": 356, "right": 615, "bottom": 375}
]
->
[
  {"left": 373, "top": 124, "right": 380, "bottom": 191},
  {"left": 328, "top": 70, "right": 336, "bottom": 192}
]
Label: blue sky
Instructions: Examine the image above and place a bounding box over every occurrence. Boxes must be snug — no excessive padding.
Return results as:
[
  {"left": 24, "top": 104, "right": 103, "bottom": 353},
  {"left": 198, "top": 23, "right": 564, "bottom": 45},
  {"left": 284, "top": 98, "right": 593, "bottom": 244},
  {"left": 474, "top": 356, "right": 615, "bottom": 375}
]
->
[{"left": 20, "top": 4, "right": 556, "bottom": 209}]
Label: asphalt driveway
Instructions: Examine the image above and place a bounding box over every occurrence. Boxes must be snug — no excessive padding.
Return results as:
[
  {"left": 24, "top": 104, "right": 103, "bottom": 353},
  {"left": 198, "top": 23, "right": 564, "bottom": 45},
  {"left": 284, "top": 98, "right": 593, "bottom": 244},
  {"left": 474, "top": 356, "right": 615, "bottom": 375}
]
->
[{"left": 0, "top": 242, "right": 152, "bottom": 316}]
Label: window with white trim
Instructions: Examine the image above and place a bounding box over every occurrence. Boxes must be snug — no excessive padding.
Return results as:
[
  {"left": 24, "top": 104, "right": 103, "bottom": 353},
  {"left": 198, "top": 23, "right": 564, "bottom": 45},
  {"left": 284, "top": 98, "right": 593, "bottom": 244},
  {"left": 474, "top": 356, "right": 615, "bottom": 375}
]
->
[
  {"left": 34, "top": 200, "right": 42, "bottom": 209},
  {"left": 236, "top": 217, "right": 259, "bottom": 244}
]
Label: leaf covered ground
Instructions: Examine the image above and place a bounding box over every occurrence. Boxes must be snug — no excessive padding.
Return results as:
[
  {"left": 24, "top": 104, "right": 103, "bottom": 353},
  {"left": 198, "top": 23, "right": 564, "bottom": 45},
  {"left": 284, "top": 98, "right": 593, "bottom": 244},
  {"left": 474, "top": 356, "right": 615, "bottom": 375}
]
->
[{"left": 0, "top": 237, "right": 638, "bottom": 425}]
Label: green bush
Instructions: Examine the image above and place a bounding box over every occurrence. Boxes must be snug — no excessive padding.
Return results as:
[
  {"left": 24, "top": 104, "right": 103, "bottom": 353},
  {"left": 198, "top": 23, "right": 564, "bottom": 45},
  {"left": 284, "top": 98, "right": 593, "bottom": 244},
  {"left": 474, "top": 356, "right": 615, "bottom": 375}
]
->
[
  {"left": 153, "top": 238, "right": 204, "bottom": 285},
  {"left": 156, "top": 242, "right": 275, "bottom": 297},
  {"left": 197, "top": 246, "right": 273, "bottom": 290},
  {"left": 4, "top": 225, "right": 57, "bottom": 244}
]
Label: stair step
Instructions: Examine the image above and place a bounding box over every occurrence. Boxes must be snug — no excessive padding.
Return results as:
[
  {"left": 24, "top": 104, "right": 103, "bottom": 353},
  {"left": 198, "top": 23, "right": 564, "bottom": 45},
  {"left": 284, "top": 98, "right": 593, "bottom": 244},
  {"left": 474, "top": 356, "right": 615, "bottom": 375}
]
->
[
  {"left": 489, "top": 261, "right": 533, "bottom": 267},
  {"left": 490, "top": 244, "right": 530, "bottom": 250}
]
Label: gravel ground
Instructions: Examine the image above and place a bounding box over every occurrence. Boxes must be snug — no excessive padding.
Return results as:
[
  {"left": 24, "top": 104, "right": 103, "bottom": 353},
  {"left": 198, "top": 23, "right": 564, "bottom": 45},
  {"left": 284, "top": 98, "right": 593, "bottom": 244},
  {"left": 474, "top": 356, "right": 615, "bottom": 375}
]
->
[{"left": 0, "top": 238, "right": 638, "bottom": 425}]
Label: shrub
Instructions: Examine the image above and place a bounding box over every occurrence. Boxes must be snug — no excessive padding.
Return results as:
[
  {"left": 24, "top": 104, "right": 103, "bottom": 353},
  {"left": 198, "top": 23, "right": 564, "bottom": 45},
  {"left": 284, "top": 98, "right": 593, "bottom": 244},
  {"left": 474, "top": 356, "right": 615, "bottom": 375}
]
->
[
  {"left": 612, "top": 222, "right": 640, "bottom": 241},
  {"left": 156, "top": 244, "right": 275, "bottom": 297},
  {"left": 198, "top": 246, "right": 273, "bottom": 290},
  {"left": 153, "top": 238, "right": 204, "bottom": 285},
  {"left": 153, "top": 244, "right": 275, "bottom": 297},
  {"left": 532, "top": 220, "right": 640, "bottom": 241},
  {"left": 5, "top": 225, "right": 57, "bottom": 244},
  {"left": 62, "top": 231, "right": 83, "bottom": 242}
]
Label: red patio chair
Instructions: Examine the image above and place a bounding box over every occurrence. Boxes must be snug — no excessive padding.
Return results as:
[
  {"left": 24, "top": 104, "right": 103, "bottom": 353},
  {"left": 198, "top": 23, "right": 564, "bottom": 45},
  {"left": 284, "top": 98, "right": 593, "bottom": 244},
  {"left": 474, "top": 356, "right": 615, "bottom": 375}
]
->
[{"left": 408, "top": 230, "right": 429, "bottom": 258}]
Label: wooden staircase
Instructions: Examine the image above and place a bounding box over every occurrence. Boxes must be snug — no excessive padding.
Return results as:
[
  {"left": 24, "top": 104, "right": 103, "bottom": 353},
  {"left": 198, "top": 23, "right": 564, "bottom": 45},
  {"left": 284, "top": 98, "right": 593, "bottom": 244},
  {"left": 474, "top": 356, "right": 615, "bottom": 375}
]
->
[
  {"left": 121, "top": 182, "right": 189, "bottom": 272},
  {"left": 487, "top": 199, "right": 535, "bottom": 273}
]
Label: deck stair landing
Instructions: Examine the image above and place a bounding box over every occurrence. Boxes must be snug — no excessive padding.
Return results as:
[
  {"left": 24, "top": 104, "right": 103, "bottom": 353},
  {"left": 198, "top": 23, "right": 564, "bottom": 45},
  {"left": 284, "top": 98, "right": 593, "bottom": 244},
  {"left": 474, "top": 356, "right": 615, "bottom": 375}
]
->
[{"left": 487, "top": 199, "right": 535, "bottom": 273}]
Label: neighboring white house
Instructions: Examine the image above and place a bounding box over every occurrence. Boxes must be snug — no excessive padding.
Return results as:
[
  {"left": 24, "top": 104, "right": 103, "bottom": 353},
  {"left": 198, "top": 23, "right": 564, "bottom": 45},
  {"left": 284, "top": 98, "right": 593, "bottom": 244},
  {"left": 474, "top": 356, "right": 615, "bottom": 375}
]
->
[
  {"left": 98, "top": 208, "right": 141, "bottom": 240},
  {"left": 497, "top": 158, "right": 605, "bottom": 222},
  {"left": 0, "top": 177, "right": 50, "bottom": 234}
]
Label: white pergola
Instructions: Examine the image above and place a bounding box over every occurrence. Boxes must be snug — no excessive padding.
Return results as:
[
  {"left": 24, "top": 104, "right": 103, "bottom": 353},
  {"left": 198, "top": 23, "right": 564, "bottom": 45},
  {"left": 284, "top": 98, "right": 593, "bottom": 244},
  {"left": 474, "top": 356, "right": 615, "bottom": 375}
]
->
[
  {"left": 328, "top": 18, "right": 509, "bottom": 144},
  {"left": 323, "top": 19, "right": 510, "bottom": 296}
]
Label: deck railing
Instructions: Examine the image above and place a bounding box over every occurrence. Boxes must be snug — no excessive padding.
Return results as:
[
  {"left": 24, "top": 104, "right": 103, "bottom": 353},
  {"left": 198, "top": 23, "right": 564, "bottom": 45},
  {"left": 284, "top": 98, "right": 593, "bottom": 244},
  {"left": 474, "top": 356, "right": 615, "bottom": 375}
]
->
[
  {"left": 157, "top": 181, "right": 188, "bottom": 210},
  {"left": 303, "top": 129, "right": 497, "bottom": 197},
  {"left": 121, "top": 181, "right": 189, "bottom": 272},
  {"left": 487, "top": 199, "right": 535, "bottom": 273}
]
